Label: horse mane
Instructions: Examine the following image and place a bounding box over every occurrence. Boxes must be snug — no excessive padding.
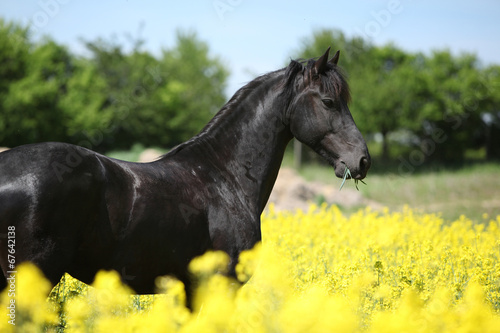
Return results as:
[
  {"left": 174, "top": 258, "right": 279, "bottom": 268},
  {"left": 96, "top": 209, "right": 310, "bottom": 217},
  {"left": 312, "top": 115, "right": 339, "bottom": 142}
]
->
[
  {"left": 164, "top": 54, "right": 351, "bottom": 157},
  {"left": 164, "top": 69, "right": 284, "bottom": 157},
  {"left": 197, "top": 69, "right": 284, "bottom": 134}
]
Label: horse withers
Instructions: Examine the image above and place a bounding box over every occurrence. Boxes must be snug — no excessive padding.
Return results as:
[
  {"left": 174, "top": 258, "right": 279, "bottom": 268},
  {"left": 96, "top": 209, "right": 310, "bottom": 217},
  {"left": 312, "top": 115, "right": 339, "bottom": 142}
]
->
[{"left": 0, "top": 48, "right": 370, "bottom": 306}]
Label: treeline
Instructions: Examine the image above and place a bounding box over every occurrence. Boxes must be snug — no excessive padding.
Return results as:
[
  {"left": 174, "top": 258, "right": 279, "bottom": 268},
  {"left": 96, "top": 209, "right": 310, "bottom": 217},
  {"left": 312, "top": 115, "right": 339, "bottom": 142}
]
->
[
  {"left": 0, "top": 19, "right": 228, "bottom": 151},
  {"left": 297, "top": 30, "right": 500, "bottom": 162},
  {"left": 1, "top": 20, "right": 499, "bottom": 162}
]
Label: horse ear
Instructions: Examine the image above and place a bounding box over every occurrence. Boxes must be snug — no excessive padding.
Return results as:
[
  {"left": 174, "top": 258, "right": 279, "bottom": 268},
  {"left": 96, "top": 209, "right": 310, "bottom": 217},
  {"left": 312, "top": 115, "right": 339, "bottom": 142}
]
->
[
  {"left": 329, "top": 50, "right": 340, "bottom": 65},
  {"left": 313, "top": 47, "right": 331, "bottom": 75}
]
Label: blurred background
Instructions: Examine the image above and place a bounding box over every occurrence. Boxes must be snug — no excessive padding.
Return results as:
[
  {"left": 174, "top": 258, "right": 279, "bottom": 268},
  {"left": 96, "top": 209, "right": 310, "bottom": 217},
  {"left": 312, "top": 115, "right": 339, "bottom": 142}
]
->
[{"left": 0, "top": 0, "right": 499, "bottom": 221}]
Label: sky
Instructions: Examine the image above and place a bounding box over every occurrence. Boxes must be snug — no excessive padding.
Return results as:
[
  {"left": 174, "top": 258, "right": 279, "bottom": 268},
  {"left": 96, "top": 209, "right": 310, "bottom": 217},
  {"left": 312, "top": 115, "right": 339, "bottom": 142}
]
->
[{"left": 1, "top": 0, "right": 500, "bottom": 97}]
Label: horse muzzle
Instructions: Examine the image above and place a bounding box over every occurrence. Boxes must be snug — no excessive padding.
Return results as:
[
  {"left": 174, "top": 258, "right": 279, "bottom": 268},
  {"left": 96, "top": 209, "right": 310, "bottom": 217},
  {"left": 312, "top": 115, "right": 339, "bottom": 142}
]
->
[
  {"left": 334, "top": 154, "right": 371, "bottom": 180},
  {"left": 319, "top": 133, "right": 371, "bottom": 181}
]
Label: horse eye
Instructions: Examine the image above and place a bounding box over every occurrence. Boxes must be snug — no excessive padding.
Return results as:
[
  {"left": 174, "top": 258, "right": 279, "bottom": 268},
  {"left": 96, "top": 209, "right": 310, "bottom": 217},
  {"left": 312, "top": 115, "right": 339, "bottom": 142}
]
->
[{"left": 321, "top": 99, "right": 335, "bottom": 108}]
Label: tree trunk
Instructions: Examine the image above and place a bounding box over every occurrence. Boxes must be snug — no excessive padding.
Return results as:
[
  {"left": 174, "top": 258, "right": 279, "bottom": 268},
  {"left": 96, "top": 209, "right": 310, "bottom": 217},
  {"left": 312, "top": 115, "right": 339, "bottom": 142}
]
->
[
  {"left": 381, "top": 131, "right": 389, "bottom": 161},
  {"left": 294, "top": 139, "right": 302, "bottom": 169}
]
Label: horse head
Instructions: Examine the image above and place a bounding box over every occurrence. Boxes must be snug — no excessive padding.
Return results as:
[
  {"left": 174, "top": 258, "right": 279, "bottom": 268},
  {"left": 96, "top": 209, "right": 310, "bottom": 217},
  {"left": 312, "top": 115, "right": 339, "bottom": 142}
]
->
[{"left": 285, "top": 47, "right": 371, "bottom": 180}]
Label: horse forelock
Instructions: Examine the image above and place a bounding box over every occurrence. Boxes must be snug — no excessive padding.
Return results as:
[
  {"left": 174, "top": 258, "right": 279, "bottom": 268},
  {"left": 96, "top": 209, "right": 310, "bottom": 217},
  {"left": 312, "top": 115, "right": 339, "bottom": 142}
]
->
[
  {"left": 322, "top": 65, "right": 351, "bottom": 104},
  {"left": 283, "top": 57, "right": 351, "bottom": 104}
]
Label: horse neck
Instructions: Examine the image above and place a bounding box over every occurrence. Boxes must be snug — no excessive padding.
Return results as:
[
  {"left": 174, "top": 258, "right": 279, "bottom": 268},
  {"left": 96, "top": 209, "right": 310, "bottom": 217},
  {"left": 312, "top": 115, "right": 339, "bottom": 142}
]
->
[{"left": 183, "top": 71, "right": 293, "bottom": 212}]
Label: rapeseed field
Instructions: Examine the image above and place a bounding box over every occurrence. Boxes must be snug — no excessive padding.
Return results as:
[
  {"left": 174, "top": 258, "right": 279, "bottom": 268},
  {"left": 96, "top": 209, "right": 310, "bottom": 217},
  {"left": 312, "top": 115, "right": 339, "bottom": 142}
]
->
[{"left": 2, "top": 204, "right": 499, "bottom": 332}]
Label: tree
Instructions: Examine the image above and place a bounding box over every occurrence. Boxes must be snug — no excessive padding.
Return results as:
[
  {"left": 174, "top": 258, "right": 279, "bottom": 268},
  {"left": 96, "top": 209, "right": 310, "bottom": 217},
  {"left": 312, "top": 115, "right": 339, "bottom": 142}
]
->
[
  {"left": 350, "top": 44, "right": 417, "bottom": 160},
  {"left": 80, "top": 37, "right": 157, "bottom": 149},
  {"left": 480, "top": 65, "right": 500, "bottom": 160},
  {"left": 58, "top": 57, "right": 113, "bottom": 146},
  {"left": 0, "top": 20, "right": 229, "bottom": 150},
  {"left": 157, "top": 30, "right": 229, "bottom": 146},
  {"left": 0, "top": 20, "right": 31, "bottom": 145},
  {"left": 412, "top": 51, "right": 487, "bottom": 162},
  {"left": 1, "top": 37, "right": 72, "bottom": 145},
  {"left": 0, "top": 20, "right": 30, "bottom": 92},
  {"left": 81, "top": 29, "right": 229, "bottom": 149},
  {"left": 0, "top": 20, "right": 114, "bottom": 148},
  {"left": 293, "top": 29, "right": 495, "bottom": 163}
]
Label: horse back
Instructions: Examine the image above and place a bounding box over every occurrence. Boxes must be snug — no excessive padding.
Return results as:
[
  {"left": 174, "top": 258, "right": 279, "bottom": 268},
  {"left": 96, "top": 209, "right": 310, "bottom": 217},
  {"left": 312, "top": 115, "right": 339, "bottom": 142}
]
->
[
  {"left": 0, "top": 143, "right": 111, "bottom": 282},
  {"left": 0, "top": 142, "right": 105, "bottom": 223}
]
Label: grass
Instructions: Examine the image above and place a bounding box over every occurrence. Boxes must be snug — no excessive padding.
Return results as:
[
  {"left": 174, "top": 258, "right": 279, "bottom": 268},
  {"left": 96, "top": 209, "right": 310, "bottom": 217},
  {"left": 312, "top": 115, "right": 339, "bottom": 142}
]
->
[
  {"left": 106, "top": 143, "right": 167, "bottom": 162},
  {"left": 293, "top": 159, "right": 500, "bottom": 223},
  {"left": 364, "top": 163, "right": 500, "bottom": 223}
]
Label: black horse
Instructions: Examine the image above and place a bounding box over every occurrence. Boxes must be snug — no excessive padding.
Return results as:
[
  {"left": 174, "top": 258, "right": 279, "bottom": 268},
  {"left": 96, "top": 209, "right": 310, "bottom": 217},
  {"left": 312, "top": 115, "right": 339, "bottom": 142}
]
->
[{"left": 0, "top": 48, "right": 370, "bottom": 304}]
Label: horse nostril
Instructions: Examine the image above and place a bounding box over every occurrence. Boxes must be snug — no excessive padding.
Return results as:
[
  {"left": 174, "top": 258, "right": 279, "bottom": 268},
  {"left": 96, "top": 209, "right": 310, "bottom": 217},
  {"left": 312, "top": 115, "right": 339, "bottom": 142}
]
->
[{"left": 360, "top": 156, "right": 370, "bottom": 171}]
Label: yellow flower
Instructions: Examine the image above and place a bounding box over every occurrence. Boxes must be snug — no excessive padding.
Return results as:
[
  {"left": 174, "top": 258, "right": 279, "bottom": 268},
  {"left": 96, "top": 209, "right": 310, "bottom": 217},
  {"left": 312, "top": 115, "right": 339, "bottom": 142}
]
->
[
  {"left": 189, "top": 250, "right": 230, "bottom": 276},
  {"left": 89, "top": 269, "right": 133, "bottom": 322},
  {"left": 7, "top": 205, "right": 500, "bottom": 332}
]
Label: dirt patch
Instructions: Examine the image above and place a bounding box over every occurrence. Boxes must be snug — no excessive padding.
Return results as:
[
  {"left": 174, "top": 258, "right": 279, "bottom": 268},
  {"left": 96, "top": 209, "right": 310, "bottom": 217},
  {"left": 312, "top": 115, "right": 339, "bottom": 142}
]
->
[
  {"left": 267, "top": 167, "right": 381, "bottom": 212},
  {"left": 138, "top": 149, "right": 163, "bottom": 163}
]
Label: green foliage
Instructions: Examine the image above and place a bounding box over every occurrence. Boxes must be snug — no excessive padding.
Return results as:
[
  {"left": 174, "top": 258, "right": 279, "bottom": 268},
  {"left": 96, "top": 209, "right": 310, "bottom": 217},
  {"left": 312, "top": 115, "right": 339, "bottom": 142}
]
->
[
  {"left": 0, "top": 21, "right": 498, "bottom": 163},
  {"left": 0, "top": 21, "right": 229, "bottom": 150},
  {"left": 0, "top": 19, "right": 30, "bottom": 90},
  {"left": 59, "top": 58, "right": 112, "bottom": 142},
  {"left": 351, "top": 45, "right": 417, "bottom": 159},
  {"left": 407, "top": 51, "right": 487, "bottom": 162},
  {"left": 77, "top": 29, "right": 229, "bottom": 150},
  {"left": 294, "top": 28, "right": 499, "bottom": 163},
  {"left": 482, "top": 65, "right": 500, "bottom": 159},
  {"left": 1, "top": 35, "right": 72, "bottom": 144},
  {"left": 158, "top": 30, "right": 229, "bottom": 145}
]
